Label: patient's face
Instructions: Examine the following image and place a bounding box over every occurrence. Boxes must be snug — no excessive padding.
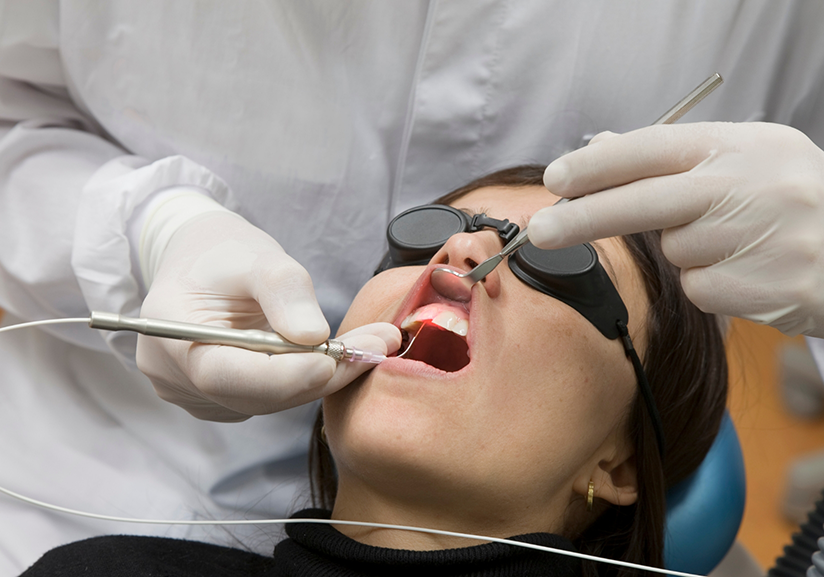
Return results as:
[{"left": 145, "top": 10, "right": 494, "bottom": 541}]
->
[{"left": 325, "top": 185, "right": 649, "bottom": 530}]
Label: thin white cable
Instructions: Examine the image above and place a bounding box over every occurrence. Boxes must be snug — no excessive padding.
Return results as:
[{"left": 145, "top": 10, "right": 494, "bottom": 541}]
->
[
  {"left": 0, "top": 317, "right": 706, "bottom": 577},
  {"left": 0, "top": 483, "right": 703, "bottom": 577},
  {"left": 0, "top": 317, "right": 90, "bottom": 333}
]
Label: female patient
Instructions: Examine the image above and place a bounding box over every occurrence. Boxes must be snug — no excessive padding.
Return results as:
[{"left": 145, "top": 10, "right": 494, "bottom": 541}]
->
[{"left": 22, "top": 165, "right": 727, "bottom": 577}]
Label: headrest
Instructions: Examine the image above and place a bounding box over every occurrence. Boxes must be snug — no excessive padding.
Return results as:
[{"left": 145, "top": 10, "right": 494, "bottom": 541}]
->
[{"left": 664, "top": 412, "right": 746, "bottom": 574}]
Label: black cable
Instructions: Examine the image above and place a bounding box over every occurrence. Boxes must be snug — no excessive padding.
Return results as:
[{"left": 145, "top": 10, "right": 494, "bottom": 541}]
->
[{"left": 616, "top": 320, "right": 666, "bottom": 462}]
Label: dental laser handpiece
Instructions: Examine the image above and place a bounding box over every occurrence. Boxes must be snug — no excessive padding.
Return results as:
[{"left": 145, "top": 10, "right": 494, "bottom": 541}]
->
[{"left": 89, "top": 311, "right": 386, "bottom": 363}]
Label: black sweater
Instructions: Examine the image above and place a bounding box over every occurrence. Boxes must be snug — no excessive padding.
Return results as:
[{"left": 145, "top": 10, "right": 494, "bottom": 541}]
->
[{"left": 21, "top": 509, "right": 581, "bottom": 577}]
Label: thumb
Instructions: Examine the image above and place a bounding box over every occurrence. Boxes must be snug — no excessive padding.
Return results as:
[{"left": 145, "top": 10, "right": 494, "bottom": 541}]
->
[{"left": 254, "top": 254, "right": 330, "bottom": 345}]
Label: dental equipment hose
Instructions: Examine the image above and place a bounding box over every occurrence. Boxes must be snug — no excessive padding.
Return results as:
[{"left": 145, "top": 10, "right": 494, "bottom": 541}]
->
[
  {"left": 769, "top": 489, "right": 824, "bottom": 577},
  {"left": 88, "top": 311, "right": 386, "bottom": 363}
]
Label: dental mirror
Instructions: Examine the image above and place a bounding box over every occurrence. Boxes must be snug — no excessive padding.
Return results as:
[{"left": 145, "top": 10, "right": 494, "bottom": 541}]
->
[
  {"left": 430, "top": 226, "right": 533, "bottom": 301},
  {"left": 429, "top": 72, "right": 723, "bottom": 302}
]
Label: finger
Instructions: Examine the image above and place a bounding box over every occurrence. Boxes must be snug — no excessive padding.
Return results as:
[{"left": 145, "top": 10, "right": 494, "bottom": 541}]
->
[
  {"left": 679, "top": 264, "right": 804, "bottom": 332},
  {"left": 542, "top": 123, "right": 721, "bottom": 198},
  {"left": 189, "top": 345, "right": 337, "bottom": 415},
  {"left": 659, "top": 221, "right": 738, "bottom": 270},
  {"left": 529, "top": 172, "right": 715, "bottom": 249},
  {"left": 173, "top": 399, "right": 252, "bottom": 423},
  {"left": 326, "top": 323, "right": 403, "bottom": 393},
  {"left": 335, "top": 322, "right": 403, "bottom": 353},
  {"left": 138, "top": 337, "right": 276, "bottom": 422},
  {"left": 586, "top": 130, "right": 619, "bottom": 146},
  {"left": 253, "top": 253, "right": 330, "bottom": 345},
  {"left": 678, "top": 265, "right": 781, "bottom": 322},
  {"left": 541, "top": 131, "right": 617, "bottom": 191}
]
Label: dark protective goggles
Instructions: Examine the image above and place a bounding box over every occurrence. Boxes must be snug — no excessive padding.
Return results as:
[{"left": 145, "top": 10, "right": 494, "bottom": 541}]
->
[
  {"left": 375, "top": 204, "right": 666, "bottom": 460},
  {"left": 375, "top": 204, "right": 628, "bottom": 340}
]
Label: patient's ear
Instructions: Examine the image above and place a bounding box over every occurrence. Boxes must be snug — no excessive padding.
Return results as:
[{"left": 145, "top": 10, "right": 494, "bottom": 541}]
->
[
  {"left": 574, "top": 453, "right": 638, "bottom": 507},
  {"left": 597, "top": 454, "right": 638, "bottom": 506}
]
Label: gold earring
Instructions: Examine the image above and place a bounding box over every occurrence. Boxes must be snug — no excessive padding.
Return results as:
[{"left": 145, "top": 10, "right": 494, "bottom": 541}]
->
[
  {"left": 320, "top": 425, "right": 327, "bottom": 445},
  {"left": 586, "top": 480, "right": 595, "bottom": 511}
]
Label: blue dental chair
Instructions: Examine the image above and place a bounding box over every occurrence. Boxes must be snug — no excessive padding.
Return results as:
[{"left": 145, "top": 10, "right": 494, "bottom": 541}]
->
[{"left": 664, "top": 412, "right": 747, "bottom": 575}]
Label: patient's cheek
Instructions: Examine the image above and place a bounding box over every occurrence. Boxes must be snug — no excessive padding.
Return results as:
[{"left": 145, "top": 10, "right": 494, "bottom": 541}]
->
[
  {"left": 337, "top": 271, "right": 411, "bottom": 335},
  {"left": 337, "top": 299, "right": 370, "bottom": 335}
]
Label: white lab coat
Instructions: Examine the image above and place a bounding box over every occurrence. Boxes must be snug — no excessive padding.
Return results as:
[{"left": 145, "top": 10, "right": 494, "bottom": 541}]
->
[{"left": 1, "top": 0, "right": 824, "bottom": 572}]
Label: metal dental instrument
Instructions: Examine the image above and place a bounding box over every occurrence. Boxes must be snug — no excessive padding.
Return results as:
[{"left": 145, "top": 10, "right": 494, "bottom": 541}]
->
[
  {"left": 652, "top": 72, "right": 723, "bottom": 126},
  {"left": 430, "top": 228, "right": 531, "bottom": 302},
  {"left": 395, "top": 328, "right": 423, "bottom": 359},
  {"left": 430, "top": 72, "right": 724, "bottom": 302},
  {"left": 89, "top": 311, "right": 386, "bottom": 364}
]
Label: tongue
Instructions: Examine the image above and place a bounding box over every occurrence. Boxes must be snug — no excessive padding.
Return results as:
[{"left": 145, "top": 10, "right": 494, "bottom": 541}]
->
[{"left": 405, "top": 321, "right": 469, "bottom": 372}]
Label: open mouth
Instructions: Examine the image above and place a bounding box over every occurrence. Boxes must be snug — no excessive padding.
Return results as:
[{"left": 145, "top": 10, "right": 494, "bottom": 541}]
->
[{"left": 395, "top": 303, "right": 470, "bottom": 372}]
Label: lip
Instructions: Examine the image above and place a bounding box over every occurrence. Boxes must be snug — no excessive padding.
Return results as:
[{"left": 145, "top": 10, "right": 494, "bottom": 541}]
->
[
  {"left": 378, "top": 355, "right": 469, "bottom": 379},
  {"left": 390, "top": 264, "right": 473, "bottom": 327},
  {"left": 385, "top": 264, "right": 477, "bottom": 374}
]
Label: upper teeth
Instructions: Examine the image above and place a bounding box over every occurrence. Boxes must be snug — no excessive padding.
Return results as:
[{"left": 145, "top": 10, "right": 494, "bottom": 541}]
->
[{"left": 401, "top": 303, "right": 469, "bottom": 337}]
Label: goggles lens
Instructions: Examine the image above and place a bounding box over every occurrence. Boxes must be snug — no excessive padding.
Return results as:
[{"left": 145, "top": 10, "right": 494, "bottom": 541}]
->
[
  {"left": 386, "top": 205, "right": 470, "bottom": 266},
  {"left": 509, "top": 243, "right": 627, "bottom": 339}
]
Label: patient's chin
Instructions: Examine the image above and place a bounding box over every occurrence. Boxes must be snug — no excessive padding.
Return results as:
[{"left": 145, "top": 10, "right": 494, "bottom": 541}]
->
[{"left": 330, "top": 421, "right": 454, "bottom": 501}]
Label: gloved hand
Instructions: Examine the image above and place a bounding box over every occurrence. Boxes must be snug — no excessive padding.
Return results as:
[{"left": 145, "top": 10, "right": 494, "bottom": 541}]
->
[
  {"left": 137, "top": 210, "right": 400, "bottom": 421},
  {"left": 529, "top": 122, "right": 824, "bottom": 337}
]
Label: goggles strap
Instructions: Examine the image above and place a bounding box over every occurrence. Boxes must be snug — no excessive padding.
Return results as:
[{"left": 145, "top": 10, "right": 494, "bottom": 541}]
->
[{"left": 617, "top": 320, "right": 666, "bottom": 462}]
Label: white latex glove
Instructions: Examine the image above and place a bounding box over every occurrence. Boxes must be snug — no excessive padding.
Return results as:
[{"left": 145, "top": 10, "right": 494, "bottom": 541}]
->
[
  {"left": 529, "top": 122, "right": 824, "bottom": 338},
  {"left": 137, "top": 210, "right": 400, "bottom": 421}
]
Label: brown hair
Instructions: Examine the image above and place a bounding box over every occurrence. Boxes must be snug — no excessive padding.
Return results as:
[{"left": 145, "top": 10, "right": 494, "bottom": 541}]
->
[{"left": 310, "top": 165, "right": 728, "bottom": 576}]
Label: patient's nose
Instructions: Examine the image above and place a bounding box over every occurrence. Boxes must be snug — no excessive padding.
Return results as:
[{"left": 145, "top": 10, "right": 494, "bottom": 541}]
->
[{"left": 430, "top": 231, "right": 503, "bottom": 299}]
